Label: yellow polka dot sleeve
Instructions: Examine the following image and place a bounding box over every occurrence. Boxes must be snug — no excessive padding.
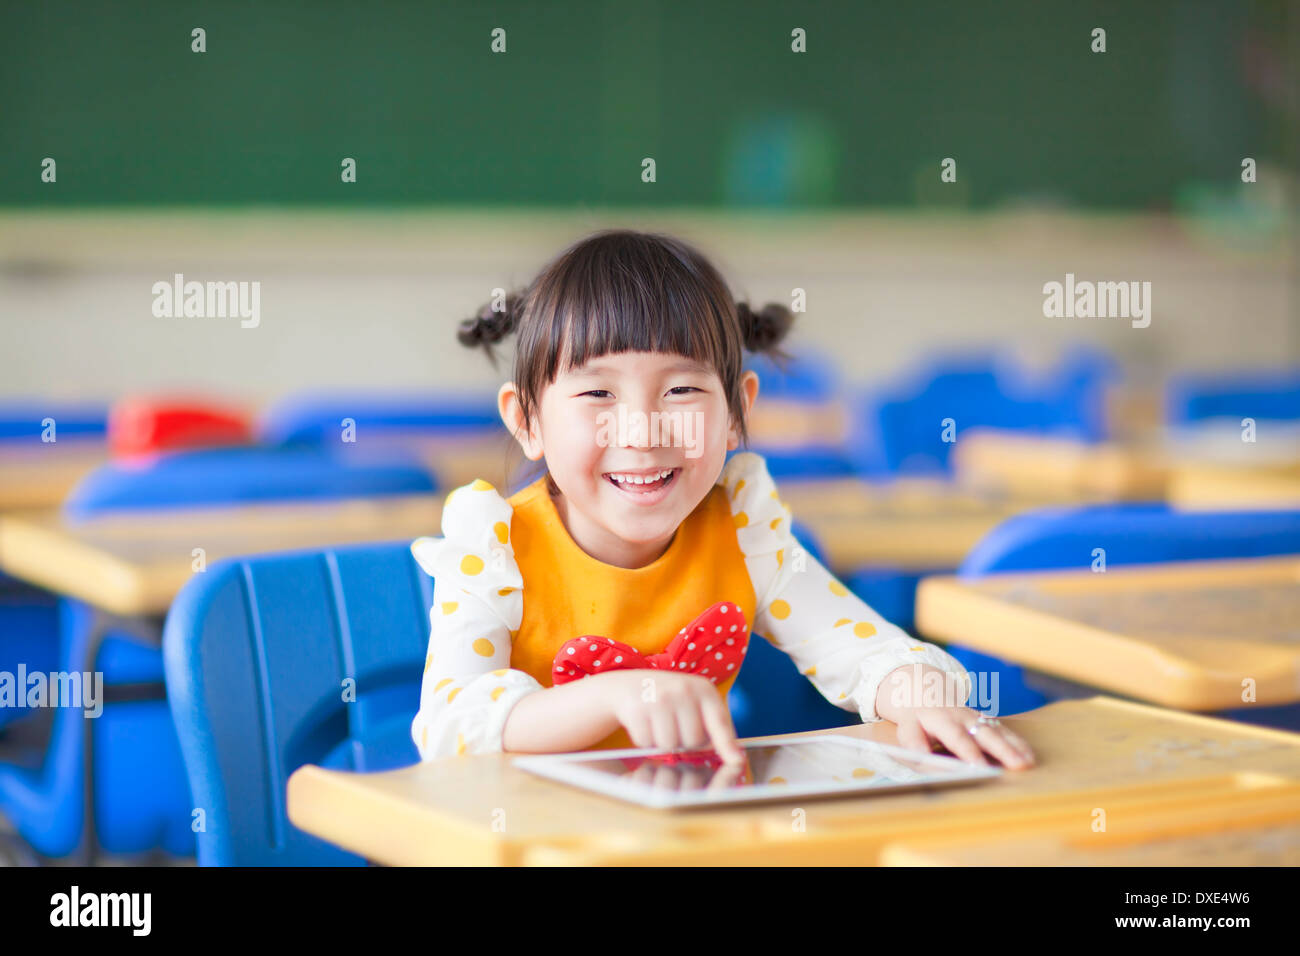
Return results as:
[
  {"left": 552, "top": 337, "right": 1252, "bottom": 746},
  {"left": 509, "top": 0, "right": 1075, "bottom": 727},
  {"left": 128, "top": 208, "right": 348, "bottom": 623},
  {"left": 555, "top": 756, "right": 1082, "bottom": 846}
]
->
[
  {"left": 408, "top": 478, "right": 543, "bottom": 760},
  {"left": 723, "top": 452, "right": 972, "bottom": 723}
]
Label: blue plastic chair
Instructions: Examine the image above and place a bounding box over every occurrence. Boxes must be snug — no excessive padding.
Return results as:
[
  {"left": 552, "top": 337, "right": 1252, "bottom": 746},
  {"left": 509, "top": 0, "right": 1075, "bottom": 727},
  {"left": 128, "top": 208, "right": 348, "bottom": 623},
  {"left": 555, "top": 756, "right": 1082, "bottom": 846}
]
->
[
  {"left": 945, "top": 504, "right": 1300, "bottom": 726},
  {"left": 742, "top": 349, "right": 860, "bottom": 480},
  {"left": 0, "top": 402, "right": 107, "bottom": 727},
  {"left": 961, "top": 504, "right": 1300, "bottom": 576},
  {"left": 842, "top": 565, "right": 941, "bottom": 634},
  {"left": 0, "top": 446, "right": 438, "bottom": 859},
  {"left": 0, "top": 591, "right": 60, "bottom": 734},
  {"left": 163, "top": 542, "right": 430, "bottom": 865},
  {"left": 259, "top": 391, "right": 504, "bottom": 446},
  {"left": 63, "top": 445, "right": 436, "bottom": 521},
  {"left": 743, "top": 350, "right": 843, "bottom": 403},
  {"left": 838, "top": 348, "right": 1121, "bottom": 651},
  {"left": 0, "top": 401, "right": 107, "bottom": 441},
  {"left": 1166, "top": 368, "right": 1300, "bottom": 425},
  {"left": 858, "top": 348, "right": 1118, "bottom": 476},
  {"left": 728, "top": 520, "right": 860, "bottom": 738},
  {"left": 730, "top": 445, "right": 858, "bottom": 483}
]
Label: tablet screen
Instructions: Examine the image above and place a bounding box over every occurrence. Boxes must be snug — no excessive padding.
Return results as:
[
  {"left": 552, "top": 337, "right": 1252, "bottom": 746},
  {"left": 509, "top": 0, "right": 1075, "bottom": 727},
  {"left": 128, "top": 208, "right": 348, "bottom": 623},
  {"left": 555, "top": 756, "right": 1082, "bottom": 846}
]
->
[{"left": 513, "top": 733, "right": 1001, "bottom": 810}]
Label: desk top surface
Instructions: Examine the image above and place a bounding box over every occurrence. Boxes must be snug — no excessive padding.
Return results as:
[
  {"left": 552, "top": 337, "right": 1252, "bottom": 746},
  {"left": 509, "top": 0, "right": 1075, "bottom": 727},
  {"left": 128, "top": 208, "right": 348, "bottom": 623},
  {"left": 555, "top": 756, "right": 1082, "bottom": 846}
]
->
[
  {"left": 781, "top": 476, "right": 1094, "bottom": 570},
  {"left": 0, "top": 441, "right": 105, "bottom": 511},
  {"left": 286, "top": 696, "right": 1300, "bottom": 865},
  {"left": 0, "top": 494, "right": 442, "bottom": 615},
  {"left": 881, "top": 814, "right": 1300, "bottom": 865},
  {"left": 916, "top": 554, "right": 1300, "bottom": 710}
]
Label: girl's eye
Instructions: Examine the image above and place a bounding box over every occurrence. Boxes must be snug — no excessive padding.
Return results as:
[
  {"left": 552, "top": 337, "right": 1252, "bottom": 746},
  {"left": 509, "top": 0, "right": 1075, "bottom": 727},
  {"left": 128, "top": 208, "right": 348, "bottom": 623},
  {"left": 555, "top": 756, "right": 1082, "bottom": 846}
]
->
[
  {"left": 667, "top": 386, "right": 700, "bottom": 396},
  {"left": 580, "top": 389, "right": 613, "bottom": 398}
]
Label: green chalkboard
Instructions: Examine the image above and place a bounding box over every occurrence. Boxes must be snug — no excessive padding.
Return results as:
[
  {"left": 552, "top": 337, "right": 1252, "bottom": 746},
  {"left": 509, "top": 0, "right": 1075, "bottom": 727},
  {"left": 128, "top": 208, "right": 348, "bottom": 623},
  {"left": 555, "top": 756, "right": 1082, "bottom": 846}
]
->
[{"left": 0, "top": 0, "right": 1288, "bottom": 208}]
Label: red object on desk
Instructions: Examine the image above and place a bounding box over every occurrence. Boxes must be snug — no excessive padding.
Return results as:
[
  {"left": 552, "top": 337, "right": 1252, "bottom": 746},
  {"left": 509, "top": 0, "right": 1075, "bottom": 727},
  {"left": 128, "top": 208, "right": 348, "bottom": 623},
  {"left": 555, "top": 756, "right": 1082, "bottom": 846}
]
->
[
  {"left": 551, "top": 601, "right": 750, "bottom": 686},
  {"left": 108, "top": 398, "right": 253, "bottom": 458}
]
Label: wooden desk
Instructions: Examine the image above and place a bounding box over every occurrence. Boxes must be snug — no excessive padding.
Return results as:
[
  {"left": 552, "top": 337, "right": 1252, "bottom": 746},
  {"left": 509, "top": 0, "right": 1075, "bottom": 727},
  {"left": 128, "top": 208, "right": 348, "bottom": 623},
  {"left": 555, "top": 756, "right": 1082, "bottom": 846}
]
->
[
  {"left": 746, "top": 400, "right": 849, "bottom": 449},
  {"left": 353, "top": 431, "right": 518, "bottom": 493},
  {"left": 0, "top": 494, "right": 442, "bottom": 616},
  {"left": 785, "top": 477, "right": 1075, "bottom": 571},
  {"left": 781, "top": 476, "right": 999, "bottom": 519},
  {"left": 807, "top": 510, "right": 1010, "bottom": 571},
  {"left": 1169, "top": 462, "right": 1300, "bottom": 511},
  {"left": 881, "top": 812, "right": 1300, "bottom": 865},
  {"left": 916, "top": 555, "right": 1300, "bottom": 711},
  {"left": 0, "top": 441, "right": 105, "bottom": 511},
  {"left": 951, "top": 430, "right": 1170, "bottom": 501},
  {"left": 286, "top": 696, "right": 1300, "bottom": 866},
  {"left": 953, "top": 425, "right": 1300, "bottom": 506}
]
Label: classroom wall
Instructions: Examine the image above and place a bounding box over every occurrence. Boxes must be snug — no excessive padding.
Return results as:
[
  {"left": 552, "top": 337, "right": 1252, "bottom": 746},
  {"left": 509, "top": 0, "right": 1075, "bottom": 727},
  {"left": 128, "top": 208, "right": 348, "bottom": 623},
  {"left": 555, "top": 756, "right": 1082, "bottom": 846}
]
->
[
  {"left": 1, "top": 0, "right": 1294, "bottom": 403},
  {"left": 1, "top": 210, "right": 1294, "bottom": 404}
]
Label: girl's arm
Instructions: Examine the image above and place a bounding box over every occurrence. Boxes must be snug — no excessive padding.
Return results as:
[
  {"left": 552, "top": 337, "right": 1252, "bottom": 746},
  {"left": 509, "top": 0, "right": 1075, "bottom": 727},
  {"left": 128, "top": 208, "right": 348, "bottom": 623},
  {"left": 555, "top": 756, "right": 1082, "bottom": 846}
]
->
[
  {"left": 500, "top": 677, "right": 624, "bottom": 753},
  {"left": 722, "top": 453, "right": 1033, "bottom": 768},
  {"left": 504, "top": 670, "right": 746, "bottom": 760},
  {"left": 722, "top": 452, "right": 972, "bottom": 720},
  {"left": 410, "top": 482, "right": 543, "bottom": 760}
]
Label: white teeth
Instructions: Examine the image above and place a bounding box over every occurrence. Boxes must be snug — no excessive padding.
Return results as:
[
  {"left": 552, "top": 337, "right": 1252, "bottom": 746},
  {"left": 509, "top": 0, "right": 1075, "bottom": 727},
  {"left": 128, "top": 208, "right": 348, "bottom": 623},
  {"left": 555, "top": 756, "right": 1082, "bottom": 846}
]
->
[{"left": 607, "top": 469, "right": 674, "bottom": 485}]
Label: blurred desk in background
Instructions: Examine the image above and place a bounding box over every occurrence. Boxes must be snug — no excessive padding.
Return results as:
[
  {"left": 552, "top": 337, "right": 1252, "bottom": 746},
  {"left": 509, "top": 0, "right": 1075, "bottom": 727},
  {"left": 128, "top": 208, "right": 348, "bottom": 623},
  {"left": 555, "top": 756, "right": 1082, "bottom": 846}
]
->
[
  {"left": 1169, "top": 462, "right": 1300, "bottom": 511},
  {"left": 388, "top": 432, "right": 514, "bottom": 492},
  {"left": 0, "top": 494, "right": 442, "bottom": 616},
  {"left": 952, "top": 424, "right": 1300, "bottom": 506},
  {"left": 916, "top": 554, "right": 1300, "bottom": 712},
  {"left": 286, "top": 697, "right": 1300, "bottom": 865},
  {"left": 782, "top": 476, "right": 1089, "bottom": 571},
  {"left": 746, "top": 399, "right": 850, "bottom": 450},
  {"left": 0, "top": 442, "right": 105, "bottom": 512},
  {"left": 950, "top": 431, "right": 1169, "bottom": 501}
]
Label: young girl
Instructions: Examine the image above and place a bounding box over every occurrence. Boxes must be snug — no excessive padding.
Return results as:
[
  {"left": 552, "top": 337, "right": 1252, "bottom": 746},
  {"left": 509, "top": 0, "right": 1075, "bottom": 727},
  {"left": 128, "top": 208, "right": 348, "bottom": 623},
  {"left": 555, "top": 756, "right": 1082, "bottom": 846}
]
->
[{"left": 410, "top": 229, "right": 1035, "bottom": 770}]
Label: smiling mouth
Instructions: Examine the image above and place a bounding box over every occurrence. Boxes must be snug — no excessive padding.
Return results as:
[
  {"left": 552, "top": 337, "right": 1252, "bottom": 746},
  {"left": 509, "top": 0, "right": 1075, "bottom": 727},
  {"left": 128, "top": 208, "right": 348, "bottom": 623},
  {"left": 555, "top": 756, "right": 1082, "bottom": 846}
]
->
[{"left": 602, "top": 468, "right": 679, "bottom": 493}]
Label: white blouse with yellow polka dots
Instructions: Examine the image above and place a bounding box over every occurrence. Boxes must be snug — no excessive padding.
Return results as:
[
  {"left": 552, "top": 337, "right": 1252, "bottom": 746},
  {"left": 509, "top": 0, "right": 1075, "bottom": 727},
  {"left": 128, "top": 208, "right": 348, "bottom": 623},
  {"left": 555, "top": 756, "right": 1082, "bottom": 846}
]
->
[{"left": 409, "top": 451, "right": 972, "bottom": 761}]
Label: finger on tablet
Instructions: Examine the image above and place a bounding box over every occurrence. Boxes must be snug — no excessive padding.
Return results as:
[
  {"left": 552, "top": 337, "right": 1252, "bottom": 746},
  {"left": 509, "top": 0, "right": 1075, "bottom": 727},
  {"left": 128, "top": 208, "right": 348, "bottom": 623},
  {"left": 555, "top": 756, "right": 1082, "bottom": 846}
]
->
[
  {"left": 977, "top": 725, "right": 1031, "bottom": 769},
  {"left": 678, "top": 766, "right": 710, "bottom": 791},
  {"left": 625, "top": 761, "right": 656, "bottom": 785},
  {"left": 706, "top": 759, "right": 746, "bottom": 792},
  {"left": 651, "top": 762, "right": 681, "bottom": 791},
  {"left": 932, "top": 719, "right": 989, "bottom": 766},
  {"left": 649, "top": 707, "right": 680, "bottom": 752},
  {"left": 701, "top": 699, "right": 745, "bottom": 763},
  {"left": 895, "top": 718, "right": 931, "bottom": 756},
  {"left": 675, "top": 703, "right": 708, "bottom": 751}
]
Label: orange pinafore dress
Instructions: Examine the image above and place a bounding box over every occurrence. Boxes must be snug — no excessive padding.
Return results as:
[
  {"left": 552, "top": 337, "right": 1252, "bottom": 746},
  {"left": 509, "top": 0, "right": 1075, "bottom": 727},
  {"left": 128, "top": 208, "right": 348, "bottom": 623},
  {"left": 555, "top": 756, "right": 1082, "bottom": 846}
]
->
[{"left": 506, "top": 475, "right": 756, "bottom": 751}]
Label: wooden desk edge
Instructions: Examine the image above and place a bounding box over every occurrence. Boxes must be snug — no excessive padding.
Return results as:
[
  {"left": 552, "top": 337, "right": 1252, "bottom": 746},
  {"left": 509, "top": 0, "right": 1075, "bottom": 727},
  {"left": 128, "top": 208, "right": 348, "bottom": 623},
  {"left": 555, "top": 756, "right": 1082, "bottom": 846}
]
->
[
  {"left": 0, "top": 512, "right": 165, "bottom": 615},
  {"left": 914, "top": 570, "right": 1300, "bottom": 710},
  {"left": 284, "top": 699, "right": 1300, "bottom": 866}
]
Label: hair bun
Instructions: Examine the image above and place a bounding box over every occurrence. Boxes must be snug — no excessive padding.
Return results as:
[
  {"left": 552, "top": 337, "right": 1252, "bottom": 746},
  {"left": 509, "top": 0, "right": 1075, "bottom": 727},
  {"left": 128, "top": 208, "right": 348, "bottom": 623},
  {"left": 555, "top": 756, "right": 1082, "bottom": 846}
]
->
[
  {"left": 457, "top": 292, "right": 522, "bottom": 350},
  {"left": 737, "top": 300, "right": 794, "bottom": 355}
]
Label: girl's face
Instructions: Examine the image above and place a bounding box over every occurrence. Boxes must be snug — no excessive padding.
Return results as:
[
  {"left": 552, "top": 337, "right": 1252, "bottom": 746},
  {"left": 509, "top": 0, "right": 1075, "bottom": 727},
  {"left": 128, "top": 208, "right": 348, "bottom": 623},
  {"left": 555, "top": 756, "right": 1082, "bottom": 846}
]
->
[{"left": 501, "top": 350, "right": 758, "bottom": 569}]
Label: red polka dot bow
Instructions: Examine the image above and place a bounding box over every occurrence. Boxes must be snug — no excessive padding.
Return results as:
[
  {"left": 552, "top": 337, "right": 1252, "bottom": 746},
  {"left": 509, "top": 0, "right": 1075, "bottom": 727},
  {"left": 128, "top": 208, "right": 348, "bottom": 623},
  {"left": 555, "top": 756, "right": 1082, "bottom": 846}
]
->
[{"left": 552, "top": 601, "right": 749, "bottom": 686}]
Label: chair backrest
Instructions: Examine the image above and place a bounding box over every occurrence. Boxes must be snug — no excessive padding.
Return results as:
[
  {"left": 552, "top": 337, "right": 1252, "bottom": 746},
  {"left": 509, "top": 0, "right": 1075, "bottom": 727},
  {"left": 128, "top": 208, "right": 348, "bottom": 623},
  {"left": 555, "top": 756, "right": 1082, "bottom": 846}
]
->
[
  {"left": 260, "top": 391, "right": 504, "bottom": 445},
  {"left": 960, "top": 503, "right": 1300, "bottom": 576},
  {"left": 162, "top": 542, "right": 431, "bottom": 866},
  {"left": 729, "top": 445, "right": 858, "bottom": 482},
  {"left": 0, "top": 401, "right": 106, "bottom": 441},
  {"left": 743, "top": 350, "right": 843, "bottom": 403},
  {"left": 1166, "top": 368, "right": 1300, "bottom": 425},
  {"left": 63, "top": 445, "right": 437, "bottom": 521},
  {"left": 866, "top": 349, "right": 1117, "bottom": 475}
]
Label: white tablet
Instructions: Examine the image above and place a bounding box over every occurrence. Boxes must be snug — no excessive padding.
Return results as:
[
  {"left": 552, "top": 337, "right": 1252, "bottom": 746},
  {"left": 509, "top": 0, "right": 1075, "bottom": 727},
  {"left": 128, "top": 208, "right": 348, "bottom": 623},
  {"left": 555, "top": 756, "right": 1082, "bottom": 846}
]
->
[{"left": 512, "top": 733, "right": 1002, "bottom": 810}]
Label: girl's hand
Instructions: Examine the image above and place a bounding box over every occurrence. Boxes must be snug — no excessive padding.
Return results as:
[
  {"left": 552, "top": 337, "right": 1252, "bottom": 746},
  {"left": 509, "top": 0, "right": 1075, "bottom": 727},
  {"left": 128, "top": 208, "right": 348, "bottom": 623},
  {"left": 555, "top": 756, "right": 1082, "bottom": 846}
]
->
[
  {"left": 875, "top": 664, "right": 1036, "bottom": 770},
  {"left": 596, "top": 669, "right": 746, "bottom": 763}
]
